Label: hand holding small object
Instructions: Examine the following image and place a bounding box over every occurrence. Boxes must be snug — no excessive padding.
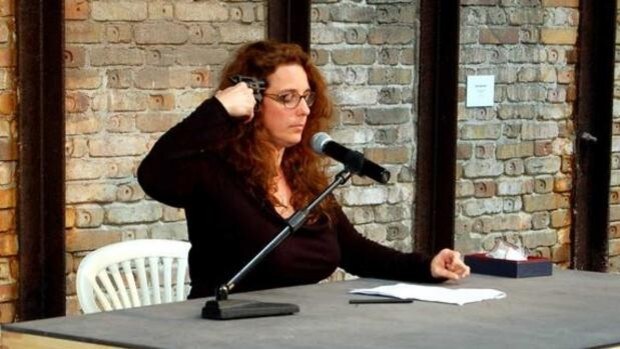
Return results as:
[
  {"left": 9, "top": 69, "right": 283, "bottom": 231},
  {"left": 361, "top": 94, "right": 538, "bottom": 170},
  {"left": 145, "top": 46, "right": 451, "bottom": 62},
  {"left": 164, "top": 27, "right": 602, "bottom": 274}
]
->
[{"left": 215, "top": 81, "right": 257, "bottom": 121}]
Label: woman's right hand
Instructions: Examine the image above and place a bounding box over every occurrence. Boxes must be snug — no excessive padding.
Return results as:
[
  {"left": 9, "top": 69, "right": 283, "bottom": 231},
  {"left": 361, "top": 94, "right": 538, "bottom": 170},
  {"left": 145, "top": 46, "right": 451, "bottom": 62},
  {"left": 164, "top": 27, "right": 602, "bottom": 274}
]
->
[{"left": 214, "top": 82, "right": 257, "bottom": 121}]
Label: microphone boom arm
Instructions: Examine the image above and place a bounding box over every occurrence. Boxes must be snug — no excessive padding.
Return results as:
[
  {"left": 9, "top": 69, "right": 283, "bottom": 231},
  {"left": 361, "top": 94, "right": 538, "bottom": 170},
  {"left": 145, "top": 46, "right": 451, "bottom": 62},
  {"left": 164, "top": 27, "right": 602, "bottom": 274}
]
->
[{"left": 215, "top": 169, "right": 353, "bottom": 301}]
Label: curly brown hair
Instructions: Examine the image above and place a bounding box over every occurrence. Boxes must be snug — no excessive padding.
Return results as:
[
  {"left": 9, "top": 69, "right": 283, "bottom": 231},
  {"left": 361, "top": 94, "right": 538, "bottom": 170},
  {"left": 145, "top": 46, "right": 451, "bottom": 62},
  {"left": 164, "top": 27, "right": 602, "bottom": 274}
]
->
[{"left": 217, "top": 40, "right": 336, "bottom": 220}]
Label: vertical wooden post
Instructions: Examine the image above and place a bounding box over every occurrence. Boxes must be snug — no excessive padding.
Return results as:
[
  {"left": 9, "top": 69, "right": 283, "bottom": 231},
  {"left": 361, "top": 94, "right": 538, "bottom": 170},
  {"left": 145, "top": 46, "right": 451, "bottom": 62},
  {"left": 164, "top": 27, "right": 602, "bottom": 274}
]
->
[
  {"left": 415, "top": 0, "right": 460, "bottom": 254},
  {"left": 571, "top": 0, "right": 617, "bottom": 271},
  {"left": 268, "top": 0, "right": 311, "bottom": 52},
  {"left": 17, "top": 0, "right": 66, "bottom": 319}
]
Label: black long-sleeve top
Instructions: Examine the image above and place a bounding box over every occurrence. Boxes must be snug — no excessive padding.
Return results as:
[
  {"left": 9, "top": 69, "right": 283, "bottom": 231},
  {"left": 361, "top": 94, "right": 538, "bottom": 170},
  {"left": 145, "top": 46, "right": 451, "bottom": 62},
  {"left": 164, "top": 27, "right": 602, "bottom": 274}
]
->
[{"left": 138, "top": 98, "right": 439, "bottom": 298}]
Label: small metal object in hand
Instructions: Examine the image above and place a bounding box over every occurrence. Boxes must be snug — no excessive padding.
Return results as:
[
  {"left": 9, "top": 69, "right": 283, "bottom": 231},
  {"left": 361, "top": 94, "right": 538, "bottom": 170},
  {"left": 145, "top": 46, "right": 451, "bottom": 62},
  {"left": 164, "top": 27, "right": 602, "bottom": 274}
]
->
[{"left": 229, "top": 75, "right": 266, "bottom": 103}]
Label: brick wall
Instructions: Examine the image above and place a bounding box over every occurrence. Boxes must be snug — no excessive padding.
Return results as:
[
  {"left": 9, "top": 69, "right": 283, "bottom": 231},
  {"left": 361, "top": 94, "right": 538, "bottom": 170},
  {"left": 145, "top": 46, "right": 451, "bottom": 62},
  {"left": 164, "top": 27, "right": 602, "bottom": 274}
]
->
[
  {"left": 311, "top": 0, "right": 419, "bottom": 266},
  {"left": 455, "top": 0, "right": 578, "bottom": 264},
  {"left": 63, "top": 0, "right": 265, "bottom": 315},
  {"left": 0, "top": 0, "right": 16, "bottom": 323},
  {"left": 610, "top": 0, "right": 620, "bottom": 272}
]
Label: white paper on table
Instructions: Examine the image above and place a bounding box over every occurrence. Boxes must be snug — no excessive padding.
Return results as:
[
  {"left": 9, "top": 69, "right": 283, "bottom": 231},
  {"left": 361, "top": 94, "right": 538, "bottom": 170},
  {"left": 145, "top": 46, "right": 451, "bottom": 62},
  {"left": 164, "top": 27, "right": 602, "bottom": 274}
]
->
[{"left": 350, "top": 283, "right": 506, "bottom": 306}]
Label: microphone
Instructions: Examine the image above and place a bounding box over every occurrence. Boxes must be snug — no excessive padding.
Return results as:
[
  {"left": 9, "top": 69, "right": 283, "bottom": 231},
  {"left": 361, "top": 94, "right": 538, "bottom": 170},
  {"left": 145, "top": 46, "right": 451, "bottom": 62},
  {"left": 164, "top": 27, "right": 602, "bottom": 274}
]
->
[{"left": 311, "top": 132, "right": 391, "bottom": 184}]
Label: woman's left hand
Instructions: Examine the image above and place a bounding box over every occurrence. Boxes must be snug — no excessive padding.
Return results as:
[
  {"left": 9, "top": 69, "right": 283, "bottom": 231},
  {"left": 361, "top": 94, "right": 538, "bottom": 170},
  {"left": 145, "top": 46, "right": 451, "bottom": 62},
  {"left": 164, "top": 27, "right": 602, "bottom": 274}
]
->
[{"left": 430, "top": 248, "right": 471, "bottom": 281}]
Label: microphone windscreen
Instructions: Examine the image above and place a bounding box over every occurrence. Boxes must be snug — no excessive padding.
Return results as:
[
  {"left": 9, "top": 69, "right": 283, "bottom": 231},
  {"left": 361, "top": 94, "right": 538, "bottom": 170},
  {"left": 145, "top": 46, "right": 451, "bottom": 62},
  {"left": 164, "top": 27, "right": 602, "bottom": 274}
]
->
[{"left": 310, "top": 132, "right": 332, "bottom": 154}]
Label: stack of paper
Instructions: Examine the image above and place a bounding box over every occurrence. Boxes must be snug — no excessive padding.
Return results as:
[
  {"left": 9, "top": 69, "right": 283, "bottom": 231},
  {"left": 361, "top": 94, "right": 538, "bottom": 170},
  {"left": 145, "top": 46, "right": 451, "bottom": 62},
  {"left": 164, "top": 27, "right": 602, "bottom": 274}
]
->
[{"left": 350, "top": 283, "right": 506, "bottom": 306}]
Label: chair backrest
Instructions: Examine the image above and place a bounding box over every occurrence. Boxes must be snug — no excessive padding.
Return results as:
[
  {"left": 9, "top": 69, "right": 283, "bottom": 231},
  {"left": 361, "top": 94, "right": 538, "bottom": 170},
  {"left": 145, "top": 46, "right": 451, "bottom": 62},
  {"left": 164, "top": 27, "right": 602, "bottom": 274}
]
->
[{"left": 76, "top": 239, "right": 191, "bottom": 314}]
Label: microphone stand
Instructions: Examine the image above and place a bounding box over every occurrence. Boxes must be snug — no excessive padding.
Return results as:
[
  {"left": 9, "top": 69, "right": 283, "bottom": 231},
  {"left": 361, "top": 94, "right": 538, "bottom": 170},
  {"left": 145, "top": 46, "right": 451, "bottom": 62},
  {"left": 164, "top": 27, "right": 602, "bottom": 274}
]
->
[{"left": 202, "top": 169, "right": 353, "bottom": 320}]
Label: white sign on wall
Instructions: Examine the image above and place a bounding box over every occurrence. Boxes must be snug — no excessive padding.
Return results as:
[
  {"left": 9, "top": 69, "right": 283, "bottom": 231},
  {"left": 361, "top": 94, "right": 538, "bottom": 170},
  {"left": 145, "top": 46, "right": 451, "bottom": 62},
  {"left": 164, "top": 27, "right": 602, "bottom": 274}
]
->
[{"left": 466, "top": 75, "right": 495, "bottom": 107}]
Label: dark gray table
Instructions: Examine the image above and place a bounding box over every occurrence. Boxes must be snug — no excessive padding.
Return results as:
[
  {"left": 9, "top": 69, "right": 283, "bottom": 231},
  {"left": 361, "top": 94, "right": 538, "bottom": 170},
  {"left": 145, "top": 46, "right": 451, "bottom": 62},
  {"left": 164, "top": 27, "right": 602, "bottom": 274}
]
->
[{"left": 3, "top": 269, "right": 620, "bottom": 349}]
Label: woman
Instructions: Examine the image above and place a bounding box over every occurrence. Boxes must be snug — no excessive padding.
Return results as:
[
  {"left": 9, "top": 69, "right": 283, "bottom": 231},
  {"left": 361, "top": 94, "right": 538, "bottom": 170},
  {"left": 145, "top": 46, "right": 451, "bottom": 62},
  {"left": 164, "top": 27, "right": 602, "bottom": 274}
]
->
[{"left": 138, "top": 40, "right": 469, "bottom": 299}]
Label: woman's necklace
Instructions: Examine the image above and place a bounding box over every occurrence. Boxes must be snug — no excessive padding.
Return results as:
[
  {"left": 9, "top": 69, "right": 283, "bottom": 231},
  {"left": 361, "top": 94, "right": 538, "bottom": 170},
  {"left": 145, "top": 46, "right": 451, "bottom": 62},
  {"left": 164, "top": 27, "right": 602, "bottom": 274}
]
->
[{"left": 274, "top": 171, "right": 295, "bottom": 218}]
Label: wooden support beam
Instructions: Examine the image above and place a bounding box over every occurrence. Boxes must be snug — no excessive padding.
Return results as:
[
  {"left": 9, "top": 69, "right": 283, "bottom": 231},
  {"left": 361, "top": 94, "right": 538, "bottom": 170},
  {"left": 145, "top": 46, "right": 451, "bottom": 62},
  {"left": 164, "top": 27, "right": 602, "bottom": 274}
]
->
[
  {"left": 16, "top": 0, "right": 66, "bottom": 320},
  {"left": 571, "top": 0, "right": 617, "bottom": 271},
  {"left": 268, "top": 0, "right": 311, "bottom": 52},
  {"left": 414, "top": 0, "right": 460, "bottom": 254}
]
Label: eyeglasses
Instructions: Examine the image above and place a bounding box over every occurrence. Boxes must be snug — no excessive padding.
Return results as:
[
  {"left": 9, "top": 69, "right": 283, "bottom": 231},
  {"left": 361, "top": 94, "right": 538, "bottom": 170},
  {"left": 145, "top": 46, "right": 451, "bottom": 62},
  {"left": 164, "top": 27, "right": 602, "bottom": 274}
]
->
[{"left": 263, "top": 91, "right": 316, "bottom": 109}]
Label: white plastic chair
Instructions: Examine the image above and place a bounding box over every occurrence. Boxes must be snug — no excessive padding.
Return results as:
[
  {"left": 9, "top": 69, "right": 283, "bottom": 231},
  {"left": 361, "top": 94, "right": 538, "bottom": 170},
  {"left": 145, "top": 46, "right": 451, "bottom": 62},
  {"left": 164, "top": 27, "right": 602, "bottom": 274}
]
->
[{"left": 76, "top": 239, "right": 191, "bottom": 314}]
